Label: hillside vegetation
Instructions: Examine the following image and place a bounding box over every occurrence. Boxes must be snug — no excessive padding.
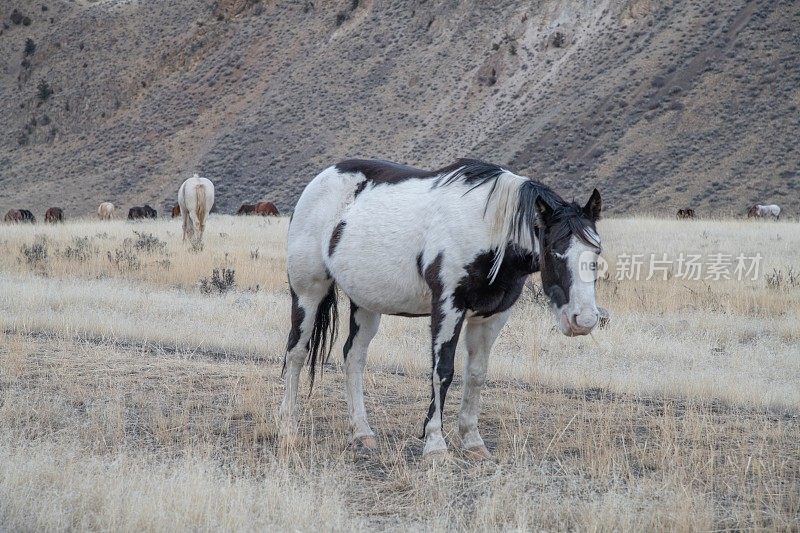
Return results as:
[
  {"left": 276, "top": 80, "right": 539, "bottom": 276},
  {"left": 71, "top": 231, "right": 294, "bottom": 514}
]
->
[{"left": 0, "top": 0, "right": 798, "bottom": 216}]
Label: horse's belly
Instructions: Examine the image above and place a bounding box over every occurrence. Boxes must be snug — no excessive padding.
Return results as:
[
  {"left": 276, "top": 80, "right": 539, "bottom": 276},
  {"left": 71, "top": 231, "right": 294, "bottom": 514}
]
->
[
  {"left": 341, "top": 280, "right": 431, "bottom": 315},
  {"left": 332, "top": 260, "right": 431, "bottom": 314},
  {"left": 328, "top": 234, "right": 431, "bottom": 315}
]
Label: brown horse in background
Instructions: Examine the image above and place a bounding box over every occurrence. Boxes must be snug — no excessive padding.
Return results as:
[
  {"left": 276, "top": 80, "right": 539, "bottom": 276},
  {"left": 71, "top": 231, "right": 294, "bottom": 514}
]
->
[
  {"left": 255, "top": 201, "right": 279, "bottom": 216},
  {"left": 4, "top": 209, "right": 22, "bottom": 223},
  {"left": 45, "top": 207, "right": 64, "bottom": 223},
  {"left": 171, "top": 204, "right": 181, "bottom": 218},
  {"left": 237, "top": 204, "right": 257, "bottom": 215},
  {"left": 676, "top": 208, "right": 696, "bottom": 219}
]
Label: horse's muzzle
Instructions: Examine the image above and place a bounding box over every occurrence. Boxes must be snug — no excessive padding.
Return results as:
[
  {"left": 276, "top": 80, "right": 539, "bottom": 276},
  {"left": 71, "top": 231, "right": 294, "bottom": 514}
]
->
[{"left": 559, "top": 309, "right": 598, "bottom": 337}]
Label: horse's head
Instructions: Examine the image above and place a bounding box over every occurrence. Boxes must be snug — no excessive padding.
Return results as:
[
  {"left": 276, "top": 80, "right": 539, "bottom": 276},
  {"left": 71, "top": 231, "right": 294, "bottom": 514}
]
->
[{"left": 535, "top": 189, "right": 603, "bottom": 337}]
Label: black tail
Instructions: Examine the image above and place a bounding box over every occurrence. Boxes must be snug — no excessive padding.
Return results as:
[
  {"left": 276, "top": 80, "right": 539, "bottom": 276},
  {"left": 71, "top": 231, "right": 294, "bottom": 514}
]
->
[{"left": 306, "top": 283, "right": 339, "bottom": 391}]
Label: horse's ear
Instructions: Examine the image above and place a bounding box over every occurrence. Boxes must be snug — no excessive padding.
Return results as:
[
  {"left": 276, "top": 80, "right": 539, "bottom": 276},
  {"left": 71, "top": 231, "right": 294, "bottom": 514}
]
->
[
  {"left": 583, "top": 188, "right": 602, "bottom": 221},
  {"left": 535, "top": 195, "right": 553, "bottom": 225}
]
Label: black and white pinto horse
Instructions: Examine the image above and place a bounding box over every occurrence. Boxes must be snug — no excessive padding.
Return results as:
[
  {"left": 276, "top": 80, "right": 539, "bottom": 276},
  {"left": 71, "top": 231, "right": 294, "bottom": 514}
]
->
[{"left": 281, "top": 159, "right": 603, "bottom": 458}]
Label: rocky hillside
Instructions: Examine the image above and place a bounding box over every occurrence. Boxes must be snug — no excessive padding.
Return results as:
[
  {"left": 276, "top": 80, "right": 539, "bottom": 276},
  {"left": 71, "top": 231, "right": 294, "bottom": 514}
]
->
[{"left": 1, "top": 0, "right": 798, "bottom": 217}]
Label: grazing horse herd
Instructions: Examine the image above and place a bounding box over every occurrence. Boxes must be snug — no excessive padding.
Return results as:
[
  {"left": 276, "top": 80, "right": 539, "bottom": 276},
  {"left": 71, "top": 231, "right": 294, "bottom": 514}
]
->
[
  {"left": 6, "top": 199, "right": 777, "bottom": 227},
  {"left": 4, "top": 183, "right": 280, "bottom": 230},
  {"left": 676, "top": 204, "right": 783, "bottom": 220},
  {"left": 0, "top": 162, "right": 790, "bottom": 459}
]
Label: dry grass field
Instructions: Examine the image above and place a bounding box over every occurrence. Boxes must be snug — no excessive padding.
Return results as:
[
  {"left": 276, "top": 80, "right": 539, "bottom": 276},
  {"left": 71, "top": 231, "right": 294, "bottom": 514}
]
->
[{"left": 0, "top": 215, "right": 798, "bottom": 531}]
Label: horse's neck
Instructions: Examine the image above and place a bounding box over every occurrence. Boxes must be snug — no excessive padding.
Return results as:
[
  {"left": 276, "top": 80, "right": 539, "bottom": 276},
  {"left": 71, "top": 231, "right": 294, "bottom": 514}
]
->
[{"left": 483, "top": 173, "right": 539, "bottom": 281}]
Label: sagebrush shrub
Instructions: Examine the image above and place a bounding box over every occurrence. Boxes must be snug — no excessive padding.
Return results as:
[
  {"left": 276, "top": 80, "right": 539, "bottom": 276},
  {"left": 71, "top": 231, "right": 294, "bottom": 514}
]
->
[
  {"left": 20, "top": 237, "right": 49, "bottom": 269},
  {"left": 200, "top": 268, "right": 235, "bottom": 294}
]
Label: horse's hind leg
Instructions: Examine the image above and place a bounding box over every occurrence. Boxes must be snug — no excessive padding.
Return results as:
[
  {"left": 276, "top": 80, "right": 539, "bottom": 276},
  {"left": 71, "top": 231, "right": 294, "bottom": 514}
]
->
[
  {"left": 181, "top": 210, "right": 192, "bottom": 241},
  {"left": 343, "top": 300, "right": 381, "bottom": 451},
  {"left": 279, "top": 278, "right": 333, "bottom": 442}
]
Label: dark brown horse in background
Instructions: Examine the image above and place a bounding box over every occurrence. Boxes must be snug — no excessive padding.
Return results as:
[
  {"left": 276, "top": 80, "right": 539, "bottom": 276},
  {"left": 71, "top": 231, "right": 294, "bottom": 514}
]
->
[
  {"left": 45, "top": 207, "right": 64, "bottom": 223},
  {"left": 238, "top": 202, "right": 279, "bottom": 216},
  {"left": 171, "top": 204, "right": 181, "bottom": 218},
  {"left": 676, "top": 208, "right": 696, "bottom": 219},
  {"left": 255, "top": 201, "right": 279, "bottom": 216},
  {"left": 237, "top": 203, "right": 257, "bottom": 215},
  {"left": 128, "top": 204, "right": 158, "bottom": 219},
  {"left": 5, "top": 209, "right": 36, "bottom": 223}
]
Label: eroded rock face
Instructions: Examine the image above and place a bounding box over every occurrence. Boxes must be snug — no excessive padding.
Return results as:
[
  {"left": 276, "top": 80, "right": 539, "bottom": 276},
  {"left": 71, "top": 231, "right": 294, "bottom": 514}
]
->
[{"left": 2, "top": 0, "right": 796, "bottom": 217}]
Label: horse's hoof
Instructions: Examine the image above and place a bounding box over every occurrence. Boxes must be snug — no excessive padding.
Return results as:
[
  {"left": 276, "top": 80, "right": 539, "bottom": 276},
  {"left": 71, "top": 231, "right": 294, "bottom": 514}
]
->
[
  {"left": 464, "top": 445, "right": 492, "bottom": 461},
  {"left": 277, "top": 433, "right": 300, "bottom": 457},
  {"left": 422, "top": 434, "right": 448, "bottom": 457},
  {"left": 422, "top": 448, "right": 450, "bottom": 466},
  {"left": 352, "top": 435, "right": 378, "bottom": 455}
]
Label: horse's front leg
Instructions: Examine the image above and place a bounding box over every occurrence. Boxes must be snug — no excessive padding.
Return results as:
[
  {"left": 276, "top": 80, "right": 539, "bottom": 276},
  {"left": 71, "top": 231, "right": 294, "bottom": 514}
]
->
[
  {"left": 422, "top": 292, "right": 465, "bottom": 457},
  {"left": 459, "top": 310, "right": 511, "bottom": 460}
]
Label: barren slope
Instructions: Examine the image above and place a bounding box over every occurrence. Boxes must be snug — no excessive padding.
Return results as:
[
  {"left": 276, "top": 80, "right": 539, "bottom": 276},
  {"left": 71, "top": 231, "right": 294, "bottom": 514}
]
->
[{"left": 0, "top": 0, "right": 798, "bottom": 216}]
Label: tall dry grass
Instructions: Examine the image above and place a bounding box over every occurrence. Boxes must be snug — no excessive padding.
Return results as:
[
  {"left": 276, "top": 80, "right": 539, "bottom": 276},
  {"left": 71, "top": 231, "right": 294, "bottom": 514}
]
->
[
  {"left": 0, "top": 215, "right": 798, "bottom": 530},
  {"left": 0, "top": 215, "right": 288, "bottom": 290}
]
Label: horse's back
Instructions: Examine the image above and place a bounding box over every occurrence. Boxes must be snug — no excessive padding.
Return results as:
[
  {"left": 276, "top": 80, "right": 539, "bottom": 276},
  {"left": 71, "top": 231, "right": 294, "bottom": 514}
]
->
[{"left": 334, "top": 159, "right": 433, "bottom": 183}]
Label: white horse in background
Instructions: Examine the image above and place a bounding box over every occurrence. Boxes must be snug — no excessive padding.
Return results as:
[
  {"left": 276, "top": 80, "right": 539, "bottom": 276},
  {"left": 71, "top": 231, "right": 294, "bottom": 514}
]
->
[
  {"left": 747, "top": 204, "right": 781, "bottom": 220},
  {"left": 178, "top": 174, "right": 215, "bottom": 243},
  {"left": 97, "top": 202, "right": 115, "bottom": 220}
]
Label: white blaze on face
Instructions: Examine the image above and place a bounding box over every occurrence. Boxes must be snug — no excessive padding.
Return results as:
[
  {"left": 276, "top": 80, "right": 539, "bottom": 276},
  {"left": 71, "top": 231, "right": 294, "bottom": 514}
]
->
[{"left": 555, "top": 235, "right": 602, "bottom": 335}]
